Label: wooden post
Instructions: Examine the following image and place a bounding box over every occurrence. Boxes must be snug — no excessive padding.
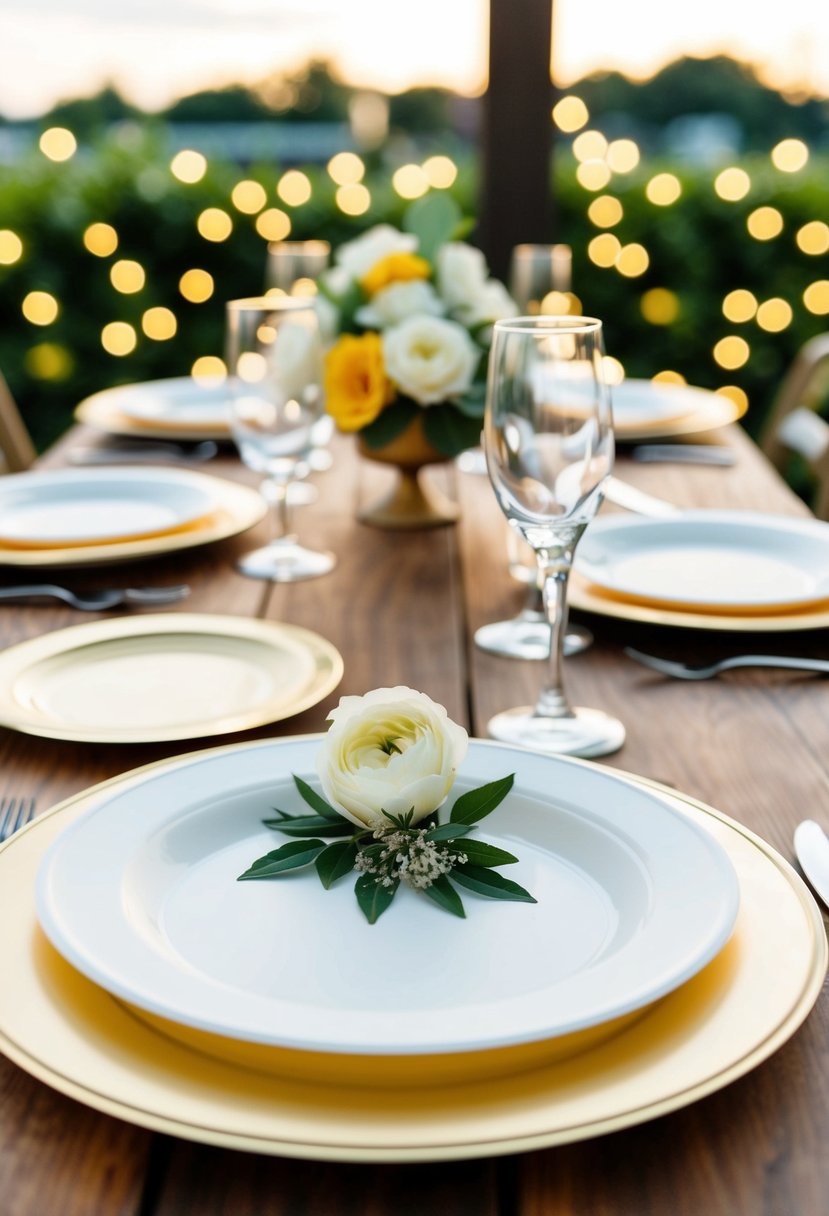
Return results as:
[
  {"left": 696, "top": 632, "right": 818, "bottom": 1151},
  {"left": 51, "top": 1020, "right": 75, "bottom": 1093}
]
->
[{"left": 479, "top": 0, "right": 555, "bottom": 282}]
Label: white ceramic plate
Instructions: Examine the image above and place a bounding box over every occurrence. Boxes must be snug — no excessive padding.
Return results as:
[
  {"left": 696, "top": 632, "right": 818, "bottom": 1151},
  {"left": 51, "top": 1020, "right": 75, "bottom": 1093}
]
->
[
  {"left": 0, "top": 467, "right": 216, "bottom": 547},
  {"left": 36, "top": 738, "right": 739, "bottom": 1056},
  {"left": 610, "top": 379, "right": 745, "bottom": 439},
  {"left": 576, "top": 511, "right": 829, "bottom": 612},
  {"left": 0, "top": 615, "right": 343, "bottom": 742},
  {"left": 77, "top": 377, "right": 231, "bottom": 439}
]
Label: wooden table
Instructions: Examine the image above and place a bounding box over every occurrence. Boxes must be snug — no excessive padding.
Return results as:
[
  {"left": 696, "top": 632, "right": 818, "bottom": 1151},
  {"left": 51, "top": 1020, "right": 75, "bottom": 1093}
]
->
[{"left": 1, "top": 423, "right": 827, "bottom": 1216}]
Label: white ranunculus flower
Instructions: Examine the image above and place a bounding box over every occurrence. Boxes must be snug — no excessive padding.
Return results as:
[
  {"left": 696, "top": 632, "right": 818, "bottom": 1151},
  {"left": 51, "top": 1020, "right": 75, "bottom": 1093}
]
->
[
  {"left": 335, "top": 224, "right": 418, "bottom": 281},
  {"left": 355, "top": 279, "right": 445, "bottom": 329},
  {"left": 382, "top": 315, "right": 479, "bottom": 405},
  {"left": 317, "top": 687, "right": 469, "bottom": 831},
  {"left": 436, "top": 242, "right": 489, "bottom": 312}
]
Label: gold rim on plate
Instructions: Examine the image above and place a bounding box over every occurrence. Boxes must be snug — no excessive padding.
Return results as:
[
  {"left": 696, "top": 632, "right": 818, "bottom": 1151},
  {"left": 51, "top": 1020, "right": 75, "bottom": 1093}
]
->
[
  {"left": 0, "top": 616, "right": 343, "bottom": 742},
  {"left": 0, "top": 744, "right": 823, "bottom": 1162},
  {"left": 613, "top": 388, "right": 746, "bottom": 441},
  {"left": 77, "top": 380, "right": 232, "bottom": 441}
]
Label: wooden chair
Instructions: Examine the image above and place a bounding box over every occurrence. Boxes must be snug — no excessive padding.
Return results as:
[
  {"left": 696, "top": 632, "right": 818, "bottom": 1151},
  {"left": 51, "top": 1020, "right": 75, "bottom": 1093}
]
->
[
  {"left": 761, "top": 333, "right": 829, "bottom": 519},
  {"left": 0, "top": 372, "right": 36, "bottom": 472}
]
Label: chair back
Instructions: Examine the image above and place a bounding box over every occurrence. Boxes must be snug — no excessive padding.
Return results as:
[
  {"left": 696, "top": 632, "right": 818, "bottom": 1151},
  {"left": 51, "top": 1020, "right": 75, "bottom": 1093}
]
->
[
  {"left": 761, "top": 333, "right": 829, "bottom": 519},
  {"left": 0, "top": 373, "right": 36, "bottom": 472}
]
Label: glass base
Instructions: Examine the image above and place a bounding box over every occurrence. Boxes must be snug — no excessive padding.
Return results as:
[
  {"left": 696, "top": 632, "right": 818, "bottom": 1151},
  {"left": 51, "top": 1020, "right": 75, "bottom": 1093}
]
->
[
  {"left": 486, "top": 705, "right": 625, "bottom": 758},
  {"left": 474, "top": 616, "right": 593, "bottom": 660},
  {"left": 456, "top": 446, "right": 487, "bottom": 476},
  {"left": 237, "top": 539, "right": 336, "bottom": 582},
  {"left": 286, "top": 482, "right": 318, "bottom": 506}
]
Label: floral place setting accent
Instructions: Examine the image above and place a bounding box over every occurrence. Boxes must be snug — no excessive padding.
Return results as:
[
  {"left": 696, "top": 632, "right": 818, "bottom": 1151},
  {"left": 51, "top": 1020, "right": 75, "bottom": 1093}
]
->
[
  {"left": 318, "top": 194, "right": 518, "bottom": 528},
  {"left": 239, "top": 687, "right": 535, "bottom": 921}
]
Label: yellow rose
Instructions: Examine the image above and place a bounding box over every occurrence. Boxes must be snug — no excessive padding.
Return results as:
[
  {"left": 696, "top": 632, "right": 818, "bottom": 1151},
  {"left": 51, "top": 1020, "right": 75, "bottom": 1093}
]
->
[
  {"left": 324, "top": 333, "right": 391, "bottom": 431},
  {"left": 360, "top": 252, "right": 431, "bottom": 297}
]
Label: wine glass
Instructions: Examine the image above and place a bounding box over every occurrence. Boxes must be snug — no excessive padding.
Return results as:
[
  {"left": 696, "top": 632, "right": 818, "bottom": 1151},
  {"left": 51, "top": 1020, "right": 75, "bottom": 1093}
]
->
[
  {"left": 226, "top": 296, "right": 335, "bottom": 582},
  {"left": 483, "top": 315, "right": 625, "bottom": 757}
]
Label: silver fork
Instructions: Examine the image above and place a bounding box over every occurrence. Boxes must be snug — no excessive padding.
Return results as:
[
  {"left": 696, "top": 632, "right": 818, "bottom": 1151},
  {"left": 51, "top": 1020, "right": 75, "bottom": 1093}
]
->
[
  {"left": 0, "top": 796, "right": 37, "bottom": 842},
  {"left": 624, "top": 647, "right": 829, "bottom": 680},
  {"left": 0, "top": 584, "right": 190, "bottom": 611}
]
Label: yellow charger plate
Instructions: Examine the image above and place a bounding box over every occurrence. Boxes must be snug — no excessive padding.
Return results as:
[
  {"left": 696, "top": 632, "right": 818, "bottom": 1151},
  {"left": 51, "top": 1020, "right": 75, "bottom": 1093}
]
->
[
  {"left": 613, "top": 382, "right": 746, "bottom": 441},
  {"left": 0, "top": 750, "right": 824, "bottom": 1162},
  {"left": 77, "top": 378, "right": 232, "bottom": 441}
]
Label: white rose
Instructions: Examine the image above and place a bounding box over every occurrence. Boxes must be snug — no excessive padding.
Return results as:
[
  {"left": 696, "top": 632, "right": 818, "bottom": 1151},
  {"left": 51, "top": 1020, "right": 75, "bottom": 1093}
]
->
[
  {"left": 382, "top": 315, "right": 479, "bottom": 405},
  {"left": 355, "top": 279, "right": 445, "bottom": 329},
  {"left": 317, "top": 687, "right": 469, "bottom": 831},
  {"left": 457, "top": 279, "right": 519, "bottom": 326},
  {"left": 335, "top": 224, "right": 418, "bottom": 280},
  {"left": 436, "top": 242, "right": 489, "bottom": 312}
]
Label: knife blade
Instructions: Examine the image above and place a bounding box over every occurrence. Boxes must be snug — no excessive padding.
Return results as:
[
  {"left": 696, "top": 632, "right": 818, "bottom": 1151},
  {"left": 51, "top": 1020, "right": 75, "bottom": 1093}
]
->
[
  {"left": 631, "top": 444, "right": 736, "bottom": 466},
  {"left": 793, "top": 819, "right": 829, "bottom": 910}
]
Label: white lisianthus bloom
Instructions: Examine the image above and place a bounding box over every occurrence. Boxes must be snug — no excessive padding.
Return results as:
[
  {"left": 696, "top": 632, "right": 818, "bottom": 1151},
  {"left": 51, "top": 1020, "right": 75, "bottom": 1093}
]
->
[
  {"left": 456, "top": 279, "right": 520, "bottom": 326},
  {"left": 382, "top": 315, "right": 479, "bottom": 405},
  {"left": 317, "top": 687, "right": 469, "bottom": 830},
  {"left": 335, "top": 224, "right": 418, "bottom": 280},
  {"left": 436, "top": 241, "right": 489, "bottom": 312},
  {"left": 355, "top": 279, "right": 445, "bottom": 329}
]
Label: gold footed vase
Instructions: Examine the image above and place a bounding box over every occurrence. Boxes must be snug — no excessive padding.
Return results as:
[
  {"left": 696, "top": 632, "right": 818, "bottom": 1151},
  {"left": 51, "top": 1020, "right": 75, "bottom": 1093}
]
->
[{"left": 357, "top": 416, "right": 460, "bottom": 530}]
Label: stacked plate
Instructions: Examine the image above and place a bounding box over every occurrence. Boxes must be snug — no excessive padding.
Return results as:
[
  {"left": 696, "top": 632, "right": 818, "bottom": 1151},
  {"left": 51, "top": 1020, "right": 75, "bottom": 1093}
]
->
[
  {"left": 0, "top": 467, "right": 266, "bottom": 567},
  {"left": 610, "top": 379, "right": 745, "bottom": 441},
  {"left": 573, "top": 510, "right": 829, "bottom": 632},
  {"left": 0, "top": 738, "right": 823, "bottom": 1161},
  {"left": 76, "top": 377, "right": 232, "bottom": 441}
]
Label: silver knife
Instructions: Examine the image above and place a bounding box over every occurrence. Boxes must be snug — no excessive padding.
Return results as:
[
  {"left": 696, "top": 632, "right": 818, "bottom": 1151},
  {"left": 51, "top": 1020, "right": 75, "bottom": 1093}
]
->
[
  {"left": 793, "top": 820, "right": 829, "bottom": 910},
  {"left": 630, "top": 444, "right": 736, "bottom": 466},
  {"left": 603, "top": 476, "right": 681, "bottom": 519}
]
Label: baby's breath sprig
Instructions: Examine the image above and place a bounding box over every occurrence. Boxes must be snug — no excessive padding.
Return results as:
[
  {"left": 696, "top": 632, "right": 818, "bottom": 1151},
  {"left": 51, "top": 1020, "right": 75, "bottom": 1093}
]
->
[{"left": 238, "top": 773, "right": 536, "bottom": 923}]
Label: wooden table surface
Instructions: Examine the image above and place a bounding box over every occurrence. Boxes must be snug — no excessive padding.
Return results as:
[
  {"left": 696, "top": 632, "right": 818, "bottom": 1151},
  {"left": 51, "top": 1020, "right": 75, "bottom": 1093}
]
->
[{"left": 1, "top": 423, "right": 827, "bottom": 1216}]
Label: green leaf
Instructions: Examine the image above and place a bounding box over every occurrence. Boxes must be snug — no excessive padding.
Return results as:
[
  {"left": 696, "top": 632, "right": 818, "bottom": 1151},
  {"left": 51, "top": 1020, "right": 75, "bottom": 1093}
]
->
[
  {"left": 449, "top": 839, "right": 518, "bottom": 867},
  {"left": 359, "top": 398, "right": 418, "bottom": 449},
  {"left": 263, "top": 814, "right": 353, "bottom": 838},
  {"left": 450, "top": 774, "right": 515, "bottom": 825},
  {"left": 452, "top": 864, "right": 536, "bottom": 903},
  {"left": 422, "top": 874, "right": 466, "bottom": 918},
  {"left": 402, "top": 192, "right": 463, "bottom": 262},
  {"left": 424, "top": 821, "right": 475, "bottom": 843},
  {"left": 315, "top": 840, "right": 359, "bottom": 889},
  {"left": 355, "top": 874, "right": 399, "bottom": 923},
  {"left": 237, "top": 839, "right": 327, "bottom": 881},
  {"left": 452, "top": 384, "right": 487, "bottom": 419},
  {"left": 422, "top": 403, "right": 484, "bottom": 457},
  {"left": 292, "top": 775, "right": 343, "bottom": 820}
]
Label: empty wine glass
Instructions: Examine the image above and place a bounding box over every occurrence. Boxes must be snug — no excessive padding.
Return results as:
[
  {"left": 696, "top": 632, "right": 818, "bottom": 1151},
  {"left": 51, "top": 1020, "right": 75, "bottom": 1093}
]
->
[
  {"left": 226, "top": 296, "right": 335, "bottom": 582},
  {"left": 484, "top": 315, "right": 625, "bottom": 757}
]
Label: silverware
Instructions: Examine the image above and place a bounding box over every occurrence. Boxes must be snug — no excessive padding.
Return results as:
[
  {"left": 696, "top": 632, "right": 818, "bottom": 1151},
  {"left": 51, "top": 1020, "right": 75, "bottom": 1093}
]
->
[
  {"left": 0, "top": 796, "right": 36, "bottom": 843},
  {"left": 0, "top": 584, "right": 190, "bottom": 611},
  {"left": 604, "top": 477, "right": 681, "bottom": 519},
  {"left": 630, "top": 444, "right": 736, "bottom": 467},
  {"left": 793, "top": 820, "right": 829, "bottom": 910},
  {"left": 624, "top": 647, "right": 829, "bottom": 680},
  {"left": 68, "top": 440, "right": 220, "bottom": 466}
]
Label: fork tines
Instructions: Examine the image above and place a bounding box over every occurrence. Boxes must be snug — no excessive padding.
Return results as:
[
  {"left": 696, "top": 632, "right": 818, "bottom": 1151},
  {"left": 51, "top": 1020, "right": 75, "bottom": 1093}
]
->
[{"left": 0, "top": 796, "right": 37, "bottom": 842}]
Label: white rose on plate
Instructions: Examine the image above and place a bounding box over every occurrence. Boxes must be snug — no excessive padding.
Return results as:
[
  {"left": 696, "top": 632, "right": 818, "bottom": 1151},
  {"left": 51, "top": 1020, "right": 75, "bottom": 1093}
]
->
[
  {"left": 317, "top": 686, "right": 469, "bottom": 830},
  {"left": 382, "top": 315, "right": 479, "bottom": 405},
  {"left": 335, "top": 224, "right": 418, "bottom": 280},
  {"left": 436, "top": 242, "right": 489, "bottom": 312},
  {"left": 355, "top": 279, "right": 445, "bottom": 329}
]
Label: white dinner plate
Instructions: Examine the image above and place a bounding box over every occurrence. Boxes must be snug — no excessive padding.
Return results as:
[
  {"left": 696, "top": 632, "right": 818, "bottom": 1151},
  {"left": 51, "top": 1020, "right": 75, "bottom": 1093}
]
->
[
  {"left": 610, "top": 379, "right": 745, "bottom": 439},
  {"left": 576, "top": 511, "right": 829, "bottom": 612},
  {"left": 36, "top": 738, "right": 739, "bottom": 1057},
  {"left": 0, "top": 467, "right": 216, "bottom": 548},
  {"left": 77, "top": 377, "right": 231, "bottom": 439}
]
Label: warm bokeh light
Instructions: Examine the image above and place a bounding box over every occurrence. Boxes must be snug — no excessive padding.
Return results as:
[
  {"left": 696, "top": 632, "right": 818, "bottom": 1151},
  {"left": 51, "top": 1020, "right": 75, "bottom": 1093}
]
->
[
  {"left": 756, "top": 297, "right": 793, "bottom": 331},
  {"left": 576, "top": 160, "right": 611, "bottom": 191},
  {"left": 83, "top": 222, "right": 118, "bottom": 257},
  {"left": 587, "top": 232, "right": 622, "bottom": 268},
  {"left": 39, "top": 127, "right": 76, "bottom": 161},
  {"left": 422, "top": 156, "right": 457, "bottom": 189},
  {"left": 713, "top": 335, "right": 750, "bottom": 369},
  {"left": 170, "top": 150, "right": 207, "bottom": 184},
  {"left": 572, "top": 130, "right": 608, "bottom": 162},
  {"left": 640, "top": 288, "right": 679, "bottom": 325},
  {"left": 327, "top": 152, "right": 365, "bottom": 185},
  {"left": 101, "top": 321, "right": 137, "bottom": 356},
  {"left": 231, "top": 179, "right": 268, "bottom": 214},
  {"left": 0, "top": 230, "right": 23, "bottom": 265},
  {"left": 602, "top": 356, "right": 625, "bottom": 386},
  {"left": 538, "top": 290, "right": 571, "bottom": 314},
  {"left": 197, "top": 207, "right": 233, "bottom": 242},
  {"left": 803, "top": 281, "right": 829, "bottom": 315},
  {"left": 179, "top": 268, "right": 214, "bottom": 303},
  {"left": 746, "top": 206, "right": 783, "bottom": 240},
  {"left": 716, "top": 385, "right": 749, "bottom": 412},
  {"left": 24, "top": 342, "right": 73, "bottom": 380},
  {"left": 771, "top": 139, "right": 809, "bottom": 172},
  {"left": 277, "top": 170, "right": 312, "bottom": 206},
  {"left": 616, "top": 243, "right": 649, "bottom": 277},
  {"left": 645, "top": 173, "right": 681, "bottom": 206},
  {"left": 255, "top": 208, "right": 292, "bottom": 240},
  {"left": 22, "top": 291, "right": 58, "bottom": 325},
  {"left": 652, "top": 370, "right": 687, "bottom": 385},
  {"left": 796, "top": 221, "right": 829, "bottom": 255},
  {"left": 142, "top": 307, "right": 177, "bottom": 340},
  {"left": 722, "top": 288, "right": 758, "bottom": 322},
  {"left": 606, "top": 139, "right": 640, "bottom": 174},
  {"left": 335, "top": 183, "right": 371, "bottom": 215},
  {"left": 110, "top": 259, "right": 145, "bottom": 294},
  {"left": 714, "top": 167, "right": 751, "bottom": 201},
  {"left": 191, "top": 355, "right": 226, "bottom": 383},
  {"left": 587, "top": 195, "right": 624, "bottom": 228},
  {"left": 552, "top": 95, "right": 589, "bottom": 133},
  {"left": 392, "top": 164, "right": 429, "bottom": 199}
]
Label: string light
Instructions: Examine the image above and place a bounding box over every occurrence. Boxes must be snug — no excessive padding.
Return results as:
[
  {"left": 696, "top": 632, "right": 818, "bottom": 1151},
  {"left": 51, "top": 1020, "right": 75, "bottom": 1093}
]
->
[
  {"left": 39, "top": 128, "right": 76, "bottom": 161},
  {"left": 22, "top": 291, "right": 58, "bottom": 325},
  {"left": 142, "top": 307, "right": 177, "bottom": 340},
  {"left": 231, "top": 180, "right": 268, "bottom": 214},
  {"left": 0, "top": 230, "right": 23, "bottom": 264},
  {"left": 179, "top": 269, "right": 214, "bottom": 303},
  {"left": 423, "top": 156, "right": 457, "bottom": 188},
  {"left": 24, "top": 342, "right": 73, "bottom": 380},
  {"left": 255, "top": 209, "right": 292, "bottom": 240},
  {"left": 714, "top": 168, "right": 751, "bottom": 201},
  {"left": 645, "top": 174, "right": 681, "bottom": 206},
  {"left": 277, "top": 171, "right": 312, "bottom": 206},
  {"left": 587, "top": 196, "right": 623, "bottom": 228},
  {"left": 392, "top": 165, "right": 429, "bottom": 199},
  {"left": 713, "top": 335, "right": 750, "bottom": 369},
  {"left": 756, "top": 298, "right": 793, "bottom": 331},
  {"left": 83, "top": 223, "right": 118, "bottom": 257},
  {"left": 796, "top": 221, "right": 829, "bottom": 255},
  {"left": 616, "top": 243, "right": 649, "bottom": 277},
  {"left": 640, "top": 288, "right": 679, "bottom": 325},
  {"left": 716, "top": 385, "right": 749, "bottom": 412},
  {"left": 327, "top": 152, "right": 365, "bottom": 185},
  {"left": 551, "top": 96, "right": 589, "bottom": 133},
  {"left": 191, "top": 356, "right": 226, "bottom": 383},
  {"left": 101, "top": 321, "right": 137, "bottom": 356},
  {"left": 803, "top": 281, "right": 829, "bottom": 315},
  {"left": 587, "top": 233, "right": 621, "bottom": 268},
  {"left": 335, "top": 184, "right": 371, "bottom": 215},
  {"left": 771, "top": 139, "right": 808, "bottom": 172},
  {"left": 576, "top": 160, "right": 611, "bottom": 191},
  {"left": 197, "top": 208, "right": 233, "bottom": 242},
  {"left": 110, "top": 259, "right": 145, "bottom": 294},
  {"left": 722, "top": 289, "right": 758, "bottom": 322},
  {"left": 606, "top": 139, "right": 640, "bottom": 174},
  {"left": 170, "top": 150, "right": 207, "bottom": 183},
  {"left": 652, "top": 370, "right": 687, "bottom": 385}
]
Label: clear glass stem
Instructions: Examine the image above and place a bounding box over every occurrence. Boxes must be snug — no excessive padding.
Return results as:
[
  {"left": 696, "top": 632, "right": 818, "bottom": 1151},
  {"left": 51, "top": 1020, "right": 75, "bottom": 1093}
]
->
[
  {"left": 267, "top": 478, "right": 291, "bottom": 543},
  {"left": 535, "top": 550, "right": 575, "bottom": 719}
]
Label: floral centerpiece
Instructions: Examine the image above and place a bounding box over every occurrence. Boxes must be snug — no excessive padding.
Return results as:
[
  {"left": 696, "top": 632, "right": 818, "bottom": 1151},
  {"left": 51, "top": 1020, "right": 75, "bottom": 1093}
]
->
[
  {"left": 239, "top": 687, "right": 535, "bottom": 922},
  {"left": 317, "top": 195, "right": 518, "bottom": 527}
]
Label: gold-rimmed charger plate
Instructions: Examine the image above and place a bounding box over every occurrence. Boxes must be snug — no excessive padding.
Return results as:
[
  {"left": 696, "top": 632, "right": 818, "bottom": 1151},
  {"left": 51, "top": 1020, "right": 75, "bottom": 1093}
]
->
[
  {"left": 76, "top": 378, "right": 232, "bottom": 441},
  {"left": 613, "top": 381, "right": 746, "bottom": 441},
  {"left": 0, "top": 616, "right": 343, "bottom": 743},
  {"left": 0, "top": 475, "right": 265, "bottom": 567},
  {"left": 0, "top": 748, "right": 823, "bottom": 1162}
]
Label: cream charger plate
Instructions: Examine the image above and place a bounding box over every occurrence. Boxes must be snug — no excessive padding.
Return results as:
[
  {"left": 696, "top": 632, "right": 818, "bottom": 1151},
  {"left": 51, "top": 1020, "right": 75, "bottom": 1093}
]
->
[
  {"left": 0, "top": 474, "right": 266, "bottom": 567},
  {"left": 611, "top": 379, "right": 746, "bottom": 440},
  {"left": 0, "top": 747, "right": 823, "bottom": 1162},
  {"left": 77, "top": 377, "right": 232, "bottom": 440},
  {"left": 0, "top": 616, "right": 343, "bottom": 743}
]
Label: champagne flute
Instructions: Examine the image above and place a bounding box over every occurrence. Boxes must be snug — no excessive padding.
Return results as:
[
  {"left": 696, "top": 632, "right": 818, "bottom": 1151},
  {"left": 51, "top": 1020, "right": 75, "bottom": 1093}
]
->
[
  {"left": 484, "top": 316, "right": 624, "bottom": 757},
  {"left": 226, "top": 296, "right": 335, "bottom": 581}
]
